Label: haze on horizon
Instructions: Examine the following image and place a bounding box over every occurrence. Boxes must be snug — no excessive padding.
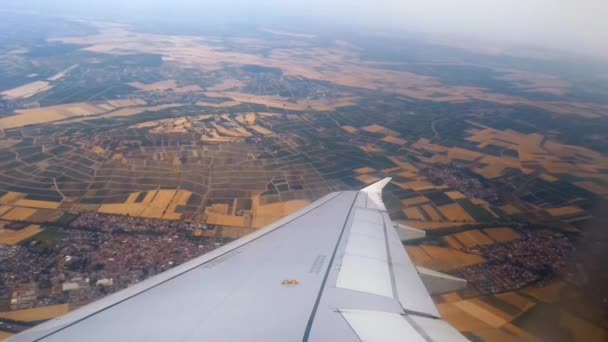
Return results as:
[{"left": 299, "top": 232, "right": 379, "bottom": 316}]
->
[{"left": 4, "top": 0, "right": 608, "bottom": 61}]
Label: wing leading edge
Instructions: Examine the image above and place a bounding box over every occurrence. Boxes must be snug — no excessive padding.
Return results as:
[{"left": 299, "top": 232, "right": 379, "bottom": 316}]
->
[{"left": 10, "top": 179, "right": 467, "bottom": 341}]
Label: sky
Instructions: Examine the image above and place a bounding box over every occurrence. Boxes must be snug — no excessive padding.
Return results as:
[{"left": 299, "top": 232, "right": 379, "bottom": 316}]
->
[{"left": 5, "top": 0, "right": 608, "bottom": 59}]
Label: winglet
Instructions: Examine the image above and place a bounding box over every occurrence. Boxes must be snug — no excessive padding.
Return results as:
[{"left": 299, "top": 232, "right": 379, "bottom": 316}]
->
[
  {"left": 361, "top": 177, "right": 392, "bottom": 211},
  {"left": 362, "top": 177, "right": 392, "bottom": 194}
]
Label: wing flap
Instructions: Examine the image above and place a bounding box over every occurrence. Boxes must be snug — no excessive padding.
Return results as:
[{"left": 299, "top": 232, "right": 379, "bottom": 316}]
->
[
  {"left": 336, "top": 254, "right": 394, "bottom": 298},
  {"left": 340, "top": 310, "right": 426, "bottom": 342}
]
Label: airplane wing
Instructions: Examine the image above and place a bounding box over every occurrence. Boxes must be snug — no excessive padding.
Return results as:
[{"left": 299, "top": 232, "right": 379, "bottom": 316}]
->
[{"left": 9, "top": 178, "right": 468, "bottom": 342}]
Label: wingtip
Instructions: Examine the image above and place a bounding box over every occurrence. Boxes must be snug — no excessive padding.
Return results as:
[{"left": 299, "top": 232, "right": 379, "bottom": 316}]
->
[{"left": 361, "top": 177, "right": 392, "bottom": 194}]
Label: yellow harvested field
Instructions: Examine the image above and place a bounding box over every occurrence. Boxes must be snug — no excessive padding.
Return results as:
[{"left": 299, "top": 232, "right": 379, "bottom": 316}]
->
[
  {"left": 464, "top": 126, "right": 608, "bottom": 191},
  {"left": 404, "top": 207, "right": 426, "bottom": 221},
  {"left": 0, "top": 81, "right": 52, "bottom": 99},
  {"left": 1, "top": 103, "right": 106, "bottom": 128},
  {"left": 539, "top": 173, "right": 559, "bottom": 182},
  {"left": 441, "top": 292, "right": 463, "bottom": 303},
  {"left": 389, "top": 158, "right": 418, "bottom": 172},
  {"left": 1, "top": 207, "right": 37, "bottom": 221},
  {"left": 438, "top": 203, "right": 475, "bottom": 222},
  {"left": 500, "top": 204, "right": 521, "bottom": 215},
  {"left": 453, "top": 300, "right": 509, "bottom": 328},
  {"left": 216, "top": 226, "right": 256, "bottom": 239},
  {"left": 354, "top": 167, "right": 375, "bottom": 174},
  {"left": 99, "top": 189, "right": 184, "bottom": 219},
  {"left": 26, "top": 209, "right": 63, "bottom": 223},
  {"left": 195, "top": 100, "right": 242, "bottom": 108},
  {"left": 502, "top": 323, "right": 542, "bottom": 341},
  {"left": 0, "top": 224, "right": 43, "bottom": 245},
  {"left": 447, "top": 147, "right": 482, "bottom": 161},
  {"left": 206, "top": 212, "right": 248, "bottom": 228},
  {"left": 438, "top": 302, "right": 523, "bottom": 341},
  {"left": 0, "top": 138, "right": 20, "bottom": 149},
  {"left": 420, "top": 154, "right": 450, "bottom": 165},
  {"left": 100, "top": 104, "right": 182, "bottom": 119},
  {"left": 495, "top": 292, "right": 535, "bottom": 313},
  {"left": 574, "top": 181, "right": 608, "bottom": 196},
  {"left": 395, "top": 180, "right": 435, "bottom": 191},
  {"left": 0, "top": 99, "right": 146, "bottom": 129},
  {"left": 402, "top": 196, "right": 429, "bottom": 207},
  {"left": 126, "top": 192, "right": 141, "bottom": 204},
  {"left": 546, "top": 206, "right": 584, "bottom": 217},
  {"left": 208, "top": 203, "right": 230, "bottom": 215},
  {"left": 412, "top": 138, "right": 448, "bottom": 153},
  {"left": 384, "top": 166, "right": 402, "bottom": 174},
  {"left": 251, "top": 198, "right": 310, "bottom": 228},
  {"left": 257, "top": 112, "right": 282, "bottom": 118},
  {"left": 473, "top": 163, "right": 509, "bottom": 179},
  {"left": 256, "top": 199, "right": 311, "bottom": 218},
  {"left": 382, "top": 135, "right": 407, "bottom": 145},
  {"left": 201, "top": 130, "right": 239, "bottom": 143},
  {"left": 560, "top": 311, "right": 607, "bottom": 342},
  {"left": 138, "top": 190, "right": 177, "bottom": 218},
  {"left": 443, "top": 235, "right": 465, "bottom": 249},
  {"left": 484, "top": 227, "right": 520, "bottom": 242},
  {"left": 445, "top": 191, "right": 466, "bottom": 200},
  {"left": 521, "top": 281, "right": 565, "bottom": 304},
  {"left": 412, "top": 245, "right": 485, "bottom": 271},
  {"left": 0, "top": 304, "right": 69, "bottom": 322},
  {"left": 143, "top": 190, "right": 159, "bottom": 204},
  {"left": 421, "top": 204, "right": 443, "bottom": 221},
  {"left": 235, "top": 113, "right": 256, "bottom": 125},
  {"left": 341, "top": 125, "right": 358, "bottom": 134},
  {"left": 249, "top": 125, "right": 273, "bottom": 135},
  {"left": 0, "top": 206, "right": 13, "bottom": 216},
  {"left": 0, "top": 331, "right": 13, "bottom": 340},
  {"left": 162, "top": 190, "right": 192, "bottom": 220},
  {"left": 361, "top": 124, "right": 386, "bottom": 133},
  {"left": 212, "top": 123, "right": 252, "bottom": 138},
  {"left": 467, "top": 127, "right": 523, "bottom": 149},
  {"left": 13, "top": 199, "right": 61, "bottom": 209},
  {"left": 98, "top": 203, "right": 144, "bottom": 216},
  {"left": 397, "top": 220, "right": 464, "bottom": 232},
  {"left": 361, "top": 124, "right": 399, "bottom": 136},
  {"left": 205, "top": 92, "right": 357, "bottom": 111},
  {"left": 48, "top": 64, "right": 78, "bottom": 81},
  {"left": 0, "top": 192, "right": 24, "bottom": 205},
  {"left": 356, "top": 174, "right": 380, "bottom": 184},
  {"left": 405, "top": 246, "right": 433, "bottom": 265},
  {"left": 436, "top": 303, "right": 496, "bottom": 338},
  {"left": 452, "top": 230, "right": 494, "bottom": 247}
]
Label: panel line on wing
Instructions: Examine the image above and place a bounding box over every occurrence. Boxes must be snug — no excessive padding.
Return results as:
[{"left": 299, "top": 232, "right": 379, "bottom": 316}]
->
[
  {"left": 382, "top": 212, "right": 400, "bottom": 301},
  {"left": 301, "top": 192, "right": 359, "bottom": 342}
]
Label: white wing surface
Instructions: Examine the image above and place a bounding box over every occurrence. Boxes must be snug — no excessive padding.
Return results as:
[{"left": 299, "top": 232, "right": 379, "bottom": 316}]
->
[{"left": 10, "top": 178, "right": 467, "bottom": 342}]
